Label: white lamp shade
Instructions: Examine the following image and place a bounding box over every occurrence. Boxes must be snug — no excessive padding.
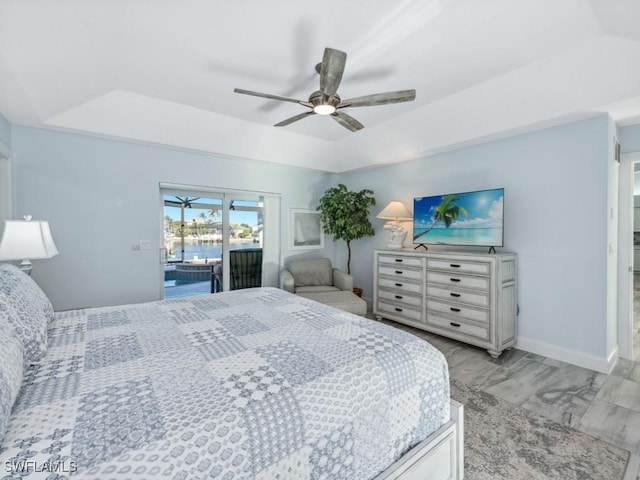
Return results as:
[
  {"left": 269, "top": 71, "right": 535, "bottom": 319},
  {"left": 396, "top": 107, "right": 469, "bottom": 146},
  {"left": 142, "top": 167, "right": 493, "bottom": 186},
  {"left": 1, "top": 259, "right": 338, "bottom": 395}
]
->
[
  {"left": 0, "top": 219, "right": 59, "bottom": 261},
  {"left": 376, "top": 201, "right": 412, "bottom": 221}
]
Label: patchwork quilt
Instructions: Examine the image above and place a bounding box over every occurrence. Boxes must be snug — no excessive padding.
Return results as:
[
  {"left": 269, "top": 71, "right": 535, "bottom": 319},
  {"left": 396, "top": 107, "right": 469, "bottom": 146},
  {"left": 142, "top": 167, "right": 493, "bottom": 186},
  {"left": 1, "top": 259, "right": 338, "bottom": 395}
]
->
[{"left": 0, "top": 287, "right": 450, "bottom": 479}]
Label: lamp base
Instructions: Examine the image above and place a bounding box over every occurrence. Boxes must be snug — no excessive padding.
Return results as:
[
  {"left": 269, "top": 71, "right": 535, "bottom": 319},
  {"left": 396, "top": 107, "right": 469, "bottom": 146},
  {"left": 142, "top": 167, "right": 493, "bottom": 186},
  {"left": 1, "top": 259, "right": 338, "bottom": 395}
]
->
[
  {"left": 19, "top": 259, "right": 33, "bottom": 276},
  {"left": 386, "top": 230, "right": 407, "bottom": 249}
]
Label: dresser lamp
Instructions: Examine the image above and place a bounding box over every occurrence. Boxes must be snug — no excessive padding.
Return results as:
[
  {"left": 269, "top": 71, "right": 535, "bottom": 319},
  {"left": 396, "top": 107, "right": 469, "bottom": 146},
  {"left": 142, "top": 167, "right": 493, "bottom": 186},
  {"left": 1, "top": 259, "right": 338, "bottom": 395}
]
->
[
  {"left": 0, "top": 215, "right": 59, "bottom": 275},
  {"left": 376, "top": 201, "right": 412, "bottom": 249}
]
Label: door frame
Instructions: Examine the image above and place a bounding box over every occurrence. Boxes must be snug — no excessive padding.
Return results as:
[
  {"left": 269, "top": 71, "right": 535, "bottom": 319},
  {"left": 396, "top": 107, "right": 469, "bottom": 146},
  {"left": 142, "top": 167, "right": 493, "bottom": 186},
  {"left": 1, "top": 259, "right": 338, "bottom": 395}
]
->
[{"left": 617, "top": 151, "right": 640, "bottom": 359}]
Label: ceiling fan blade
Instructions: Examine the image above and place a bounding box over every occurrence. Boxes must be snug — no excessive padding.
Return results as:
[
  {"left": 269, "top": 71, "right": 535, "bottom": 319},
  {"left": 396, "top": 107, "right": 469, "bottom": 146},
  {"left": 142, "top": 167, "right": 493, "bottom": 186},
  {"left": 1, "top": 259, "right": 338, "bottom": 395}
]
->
[
  {"left": 331, "top": 111, "right": 364, "bottom": 132},
  {"left": 319, "top": 48, "right": 347, "bottom": 97},
  {"left": 340, "top": 89, "right": 416, "bottom": 108},
  {"left": 234, "top": 88, "right": 309, "bottom": 106},
  {"left": 274, "top": 110, "right": 316, "bottom": 127}
]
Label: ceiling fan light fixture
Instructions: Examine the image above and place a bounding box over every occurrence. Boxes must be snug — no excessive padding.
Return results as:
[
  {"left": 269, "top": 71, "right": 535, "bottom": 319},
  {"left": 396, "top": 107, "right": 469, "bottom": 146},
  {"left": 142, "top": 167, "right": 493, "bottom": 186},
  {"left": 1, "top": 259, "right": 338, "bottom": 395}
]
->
[
  {"left": 233, "top": 47, "right": 416, "bottom": 131},
  {"left": 309, "top": 90, "right": 340, "bottom": 116},
  {"left": 313, "top": 104, "right": 336, "bottom": 115}
]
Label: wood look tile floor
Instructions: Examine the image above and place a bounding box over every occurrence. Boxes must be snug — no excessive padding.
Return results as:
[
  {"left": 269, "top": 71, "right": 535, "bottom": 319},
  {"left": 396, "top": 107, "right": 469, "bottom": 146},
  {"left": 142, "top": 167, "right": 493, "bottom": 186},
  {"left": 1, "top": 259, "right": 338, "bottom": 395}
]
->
[{"left": 372, "top": 297, "right": 640, "bottom": 480}]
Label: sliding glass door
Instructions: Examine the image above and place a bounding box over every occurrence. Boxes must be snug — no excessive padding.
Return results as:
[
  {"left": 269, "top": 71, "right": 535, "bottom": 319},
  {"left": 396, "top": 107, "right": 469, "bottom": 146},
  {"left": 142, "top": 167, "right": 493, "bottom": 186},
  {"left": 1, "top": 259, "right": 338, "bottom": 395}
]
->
[
  {"left": 160, "top": 185, "right": 279, "bottom": 299},
  {"left": 162, "top": 195, "right": 223, "bottom": 298}
]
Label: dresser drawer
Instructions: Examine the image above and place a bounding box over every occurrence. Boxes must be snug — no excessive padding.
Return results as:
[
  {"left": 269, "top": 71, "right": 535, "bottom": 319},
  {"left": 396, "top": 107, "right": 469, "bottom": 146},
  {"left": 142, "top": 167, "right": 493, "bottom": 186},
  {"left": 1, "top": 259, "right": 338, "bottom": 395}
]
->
[
  {"left": 426, "top": 258, "right": 490, "bottom": 275},
  {"left": 426, "top": 285, "right": 489, "bottom": 308},
  {"left": 378, "top": 255, "right": 423, "bottom": 268},
  {"left": 426, "top": 313, "right": 490, "bottom": 341},
  {"left": 378, "top": 265, "right": 423, "bottom": 281},
  {"left": 378, "top": 301, "right": 422, "bottom": 321},
  {"left": 378, "top": 277, "right": 422, "bottom": 294},
  {"left": 427, "top": 271, "right": 489, "bottom": 291},
  {"left": 426, "top": 299, "right": 489, "bottom": 323},
  {"left": 378, "top": 289, "right": 422, "bottom": 308},
  {"left": 373, "top": 249, "right": 517, "bottom": 359}
]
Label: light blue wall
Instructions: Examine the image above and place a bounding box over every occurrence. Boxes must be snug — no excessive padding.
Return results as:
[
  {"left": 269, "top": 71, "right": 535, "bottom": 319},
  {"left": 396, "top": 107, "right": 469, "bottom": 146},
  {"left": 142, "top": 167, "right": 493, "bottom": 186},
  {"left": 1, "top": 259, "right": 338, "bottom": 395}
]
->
[
  {"left": 341, "top": 116, "right": 610, "bottom": 361},
  {"left": 0, "top": 112, "right": 11, "bottom": 154},
  {"left": 620, "top": 124, "right": 640, "bottom": 153},
  {"left": 0, "top": 112, "right": 13, "bottom": 232},
  {"left": 7, "top": 116, "right": 617, "bottom": 367},
  {"left": 11, "top": 126, "right": 335, "bottom": 310}
]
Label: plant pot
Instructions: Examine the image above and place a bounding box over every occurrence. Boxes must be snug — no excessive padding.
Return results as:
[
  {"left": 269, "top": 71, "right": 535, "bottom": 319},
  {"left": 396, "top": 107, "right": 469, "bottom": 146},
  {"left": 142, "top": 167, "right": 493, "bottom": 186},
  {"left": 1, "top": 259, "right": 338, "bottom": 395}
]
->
[{"left": 353, "top": 287, "right": 363, "bottom": 297}]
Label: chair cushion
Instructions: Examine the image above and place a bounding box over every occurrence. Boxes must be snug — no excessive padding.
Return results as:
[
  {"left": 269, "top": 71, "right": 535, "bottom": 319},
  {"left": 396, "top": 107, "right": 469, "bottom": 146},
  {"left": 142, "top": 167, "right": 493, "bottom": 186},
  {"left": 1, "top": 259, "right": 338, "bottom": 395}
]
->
[
  {"left": 295, "top": 285, "right": 340, "bottom": 294},
  {"left": 288, "top": 258, "right": 333, "bottom": 287}
]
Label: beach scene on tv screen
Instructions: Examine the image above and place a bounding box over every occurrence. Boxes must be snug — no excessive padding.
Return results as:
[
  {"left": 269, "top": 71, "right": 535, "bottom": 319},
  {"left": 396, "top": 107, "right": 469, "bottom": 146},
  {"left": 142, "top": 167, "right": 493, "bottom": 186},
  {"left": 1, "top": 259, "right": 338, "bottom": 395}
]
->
[{"left": 413, "top": 189, "right": 504, "bottom": 246}]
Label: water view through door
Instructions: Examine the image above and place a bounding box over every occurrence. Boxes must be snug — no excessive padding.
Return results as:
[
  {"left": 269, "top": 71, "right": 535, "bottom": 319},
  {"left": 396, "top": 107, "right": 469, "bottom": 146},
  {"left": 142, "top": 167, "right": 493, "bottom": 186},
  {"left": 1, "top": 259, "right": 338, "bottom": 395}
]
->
[{"left": 162, "top": 193, "right": 264, "bottom": 299}]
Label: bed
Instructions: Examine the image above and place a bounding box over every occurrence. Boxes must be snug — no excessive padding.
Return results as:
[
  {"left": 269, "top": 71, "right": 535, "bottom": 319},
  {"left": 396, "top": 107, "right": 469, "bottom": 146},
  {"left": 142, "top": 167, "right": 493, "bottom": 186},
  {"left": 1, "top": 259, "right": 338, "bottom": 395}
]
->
[{"left": 0, "top": 263, "right": 463, "bottom": 479}]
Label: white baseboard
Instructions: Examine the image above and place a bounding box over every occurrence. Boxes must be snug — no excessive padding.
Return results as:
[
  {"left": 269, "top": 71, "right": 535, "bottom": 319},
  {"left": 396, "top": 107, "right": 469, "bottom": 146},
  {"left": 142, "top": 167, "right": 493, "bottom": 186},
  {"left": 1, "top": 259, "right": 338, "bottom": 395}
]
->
[{"left": 516, "top": 336, "right": 619, "bottom": 374}]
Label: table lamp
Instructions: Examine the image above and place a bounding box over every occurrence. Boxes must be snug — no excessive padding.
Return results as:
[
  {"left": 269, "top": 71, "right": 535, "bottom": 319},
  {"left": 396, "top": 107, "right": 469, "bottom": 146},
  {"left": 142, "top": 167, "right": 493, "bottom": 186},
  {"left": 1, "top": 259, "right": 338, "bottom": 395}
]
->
[
  {"left": 0, "top": 215, "right": 59, "bottom": 275},
  {"left": 376, "top": 201, "right": 412, "bottom": 249}
]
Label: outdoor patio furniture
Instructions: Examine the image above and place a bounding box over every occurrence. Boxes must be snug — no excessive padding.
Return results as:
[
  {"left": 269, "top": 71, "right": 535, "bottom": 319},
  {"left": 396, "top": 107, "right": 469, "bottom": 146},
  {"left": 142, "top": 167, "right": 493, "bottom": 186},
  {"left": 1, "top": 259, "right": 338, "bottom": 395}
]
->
[{"left": 212, "top": 248, "right": 263, "bottom": 292}]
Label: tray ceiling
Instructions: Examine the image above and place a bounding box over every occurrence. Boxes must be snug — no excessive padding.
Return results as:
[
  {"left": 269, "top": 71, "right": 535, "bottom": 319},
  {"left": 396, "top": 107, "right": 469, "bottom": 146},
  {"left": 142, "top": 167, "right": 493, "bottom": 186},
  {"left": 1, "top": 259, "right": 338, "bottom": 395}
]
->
[{"left": 1, "top": 0, "right": 639, "bottom": 172}]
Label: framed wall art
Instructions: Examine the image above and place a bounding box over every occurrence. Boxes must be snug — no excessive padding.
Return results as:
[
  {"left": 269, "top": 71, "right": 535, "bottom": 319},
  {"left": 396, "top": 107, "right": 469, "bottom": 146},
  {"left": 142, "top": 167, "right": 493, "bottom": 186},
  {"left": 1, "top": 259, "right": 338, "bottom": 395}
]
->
[{"left": 290, "top": 208, "right": 324, "bottom": 249}]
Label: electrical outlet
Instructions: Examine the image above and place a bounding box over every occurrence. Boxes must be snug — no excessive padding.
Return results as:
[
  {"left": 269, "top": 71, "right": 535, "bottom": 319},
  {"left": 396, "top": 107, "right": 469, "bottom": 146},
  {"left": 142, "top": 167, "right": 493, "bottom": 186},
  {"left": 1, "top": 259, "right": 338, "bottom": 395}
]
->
[{"left": 140, "top": 240, "right": 151, "bottom": 250}]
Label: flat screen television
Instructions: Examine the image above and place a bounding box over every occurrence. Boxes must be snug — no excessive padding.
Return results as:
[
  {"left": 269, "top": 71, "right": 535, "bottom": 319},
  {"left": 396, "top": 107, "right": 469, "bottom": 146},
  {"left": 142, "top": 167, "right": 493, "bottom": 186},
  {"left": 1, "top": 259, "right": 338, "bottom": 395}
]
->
[{"left": 413, "top": 188, "right": 504, "bottom": 248}]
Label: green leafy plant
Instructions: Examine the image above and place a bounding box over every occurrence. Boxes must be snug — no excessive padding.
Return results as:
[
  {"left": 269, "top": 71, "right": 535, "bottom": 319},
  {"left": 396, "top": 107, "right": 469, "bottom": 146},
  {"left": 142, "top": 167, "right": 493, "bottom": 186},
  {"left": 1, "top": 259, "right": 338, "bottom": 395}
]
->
[{"left": 317, "top": 184, "right": 376, "bottom": 274}]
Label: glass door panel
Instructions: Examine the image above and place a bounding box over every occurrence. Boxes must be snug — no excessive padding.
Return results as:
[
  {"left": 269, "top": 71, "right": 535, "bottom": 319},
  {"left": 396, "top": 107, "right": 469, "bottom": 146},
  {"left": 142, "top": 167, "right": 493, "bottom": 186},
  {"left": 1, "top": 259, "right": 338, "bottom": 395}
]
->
[
  {"left": 218, "top": 197, "right": 264, "bottom": 292},
  {"left": 163, "top": 195, "right": 222, "bottom": 299},
  {"left": 229, "top": 198, "right": 263, "bottom": 251}
]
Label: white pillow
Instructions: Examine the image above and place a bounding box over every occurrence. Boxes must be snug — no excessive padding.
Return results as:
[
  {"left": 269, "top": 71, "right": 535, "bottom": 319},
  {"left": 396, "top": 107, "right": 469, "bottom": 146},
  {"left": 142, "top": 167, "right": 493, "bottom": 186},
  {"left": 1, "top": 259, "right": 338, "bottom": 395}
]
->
[
  {"left": 0, "top": 263, "right": 53, "bottom": 365},
  {"left": 0, "top": 320, "right": 25, "bottom": 443}
]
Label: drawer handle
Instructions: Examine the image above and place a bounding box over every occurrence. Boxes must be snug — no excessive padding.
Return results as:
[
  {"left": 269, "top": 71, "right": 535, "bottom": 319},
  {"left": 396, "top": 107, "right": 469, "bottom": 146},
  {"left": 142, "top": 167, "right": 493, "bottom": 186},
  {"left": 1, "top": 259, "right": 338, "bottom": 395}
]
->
[
  {"left": 395, "top": 270, "right": 403, "bottom": 274},
  {"left": 450, "top": 264, "right": 461, "bottom": 268},
  {"left": 395, "top": 258, "right": 403, "bottom": 262},
  {"left": 395, "top": 295, "right": 403, "bottom": 299},
  {"left": 450, "top": 322, "right": 461, "bottom": 328},
  {"left": 395, "top": 307, "right": 403, "bottom": 312},
  {"left": 450, "top": 278, "right": 461, "bottom": 283},
  {"left": 450, "top": 293, "right": 461, "bottom": 298},
  {"left": 395, "top": 283, "right": 403, "bottom": 287},
  {"left": 450, "top": 307, "right": 461, "bottom": 312}
]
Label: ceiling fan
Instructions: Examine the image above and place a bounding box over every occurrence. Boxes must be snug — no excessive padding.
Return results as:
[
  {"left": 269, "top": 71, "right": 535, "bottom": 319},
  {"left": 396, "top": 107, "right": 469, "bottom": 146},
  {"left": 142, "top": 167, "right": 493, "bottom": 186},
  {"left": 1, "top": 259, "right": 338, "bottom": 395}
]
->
[{"left": 234, "top": 47, "right": 416, "bottom": 132}]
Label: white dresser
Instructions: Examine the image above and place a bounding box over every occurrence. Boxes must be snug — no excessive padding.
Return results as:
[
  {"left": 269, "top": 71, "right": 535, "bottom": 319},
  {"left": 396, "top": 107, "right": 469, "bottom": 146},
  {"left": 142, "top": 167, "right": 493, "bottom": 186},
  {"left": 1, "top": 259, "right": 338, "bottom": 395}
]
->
[{"left": 373, "top": 249, "right": 517, "bottom": 358}]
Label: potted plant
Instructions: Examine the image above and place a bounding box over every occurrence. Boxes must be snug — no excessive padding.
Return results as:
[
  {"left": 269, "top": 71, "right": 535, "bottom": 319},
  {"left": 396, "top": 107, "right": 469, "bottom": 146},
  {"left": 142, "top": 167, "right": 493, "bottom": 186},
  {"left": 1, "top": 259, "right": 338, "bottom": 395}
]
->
[{"left": 317, "top": 184, "right": 376, "bottom": 296}]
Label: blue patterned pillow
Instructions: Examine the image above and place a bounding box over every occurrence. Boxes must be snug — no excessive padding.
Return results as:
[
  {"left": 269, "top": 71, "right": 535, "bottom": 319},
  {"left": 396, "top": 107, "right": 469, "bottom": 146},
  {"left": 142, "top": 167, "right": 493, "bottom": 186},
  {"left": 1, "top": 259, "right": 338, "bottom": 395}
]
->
[
  {"left": 0, "top": 263, "right": 54, "bottom": 364},
  {"left": 0, "top": 321, "right": 25, "bottom": 443}
]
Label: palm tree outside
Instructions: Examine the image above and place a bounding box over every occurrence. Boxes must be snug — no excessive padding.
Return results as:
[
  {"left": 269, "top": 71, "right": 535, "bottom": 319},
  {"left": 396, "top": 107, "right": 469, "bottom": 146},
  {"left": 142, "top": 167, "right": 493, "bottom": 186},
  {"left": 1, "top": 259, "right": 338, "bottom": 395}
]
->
[{"left": 413, "top": 194, "right": 469, "bottom": 241}]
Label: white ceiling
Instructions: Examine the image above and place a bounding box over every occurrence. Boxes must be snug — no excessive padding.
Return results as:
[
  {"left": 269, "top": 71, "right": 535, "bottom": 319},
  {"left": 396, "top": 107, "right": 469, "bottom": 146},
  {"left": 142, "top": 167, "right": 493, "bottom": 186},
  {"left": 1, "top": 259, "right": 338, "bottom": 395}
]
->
[{"left": 1, "top": 0, "right": 640, "bottom": 172}]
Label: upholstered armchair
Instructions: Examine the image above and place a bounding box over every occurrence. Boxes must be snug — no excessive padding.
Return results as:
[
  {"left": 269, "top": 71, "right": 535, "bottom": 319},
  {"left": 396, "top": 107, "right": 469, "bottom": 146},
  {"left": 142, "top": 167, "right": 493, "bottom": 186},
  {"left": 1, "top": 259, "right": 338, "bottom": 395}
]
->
[
  {"left": 280, "top": 258, "right": 353, "bottom": 294},
  {"left": 280, "top": 258, "right": 365, "bottom": 315}
]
